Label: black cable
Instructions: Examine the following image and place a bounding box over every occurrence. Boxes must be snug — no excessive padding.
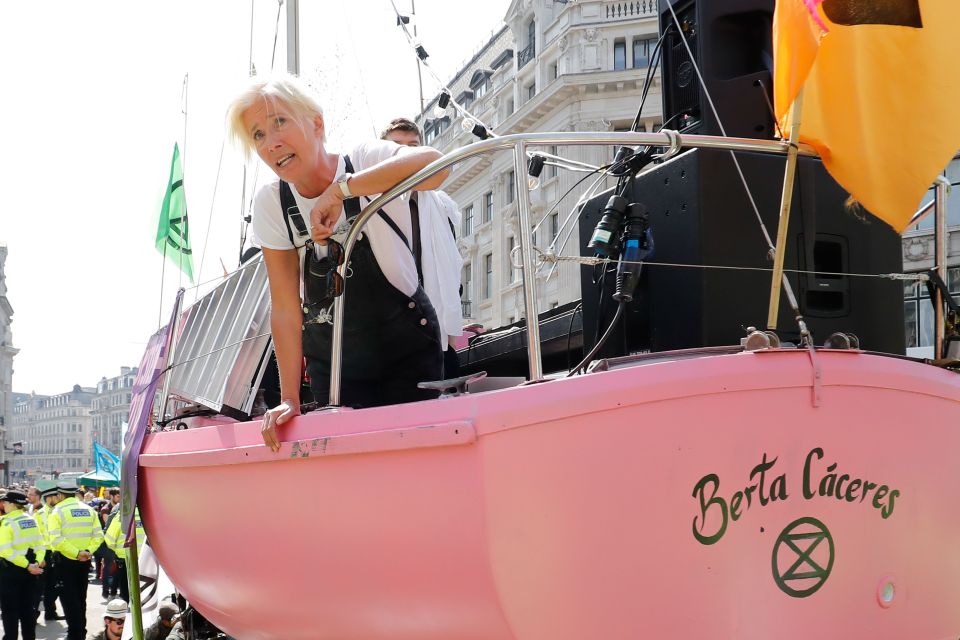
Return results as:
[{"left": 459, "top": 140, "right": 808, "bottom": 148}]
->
[
  {"left": 568, "top": 301, "right": 626, "bottom": 376},
  {"left": 656, "top": 110, "right": 687, "bottom": 133},
  {"left": 594, "top": 265, "right": 609, "bottom": 353},
  {"left": 753, "top": 79, "right": 785, "bottom": 140},
  {"left": 631, "top": 28, "right": 669, "bottom": 133}
]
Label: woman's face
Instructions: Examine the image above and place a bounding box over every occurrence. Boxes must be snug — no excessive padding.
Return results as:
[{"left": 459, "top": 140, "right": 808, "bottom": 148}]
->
[{"left": 242, "top": 98, "right": 322, "bottom": 183}]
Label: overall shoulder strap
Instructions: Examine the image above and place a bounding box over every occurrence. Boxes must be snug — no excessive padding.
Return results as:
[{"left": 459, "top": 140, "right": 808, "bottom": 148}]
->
[
  {"left": 344, "top": 154, "right": 423, "bottom": 286},
  {"left": 342, "top": 155, "right": 361, "bottom": 222},
  {"left": 408, "top": 193, "right": 424, "bottom": 287},
  {"left": 279, "top": 181, "right": 310, "bottom": 248}
]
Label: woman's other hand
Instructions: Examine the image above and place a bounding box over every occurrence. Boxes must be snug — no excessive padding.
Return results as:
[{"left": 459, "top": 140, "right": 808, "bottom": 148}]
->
[
  {"left": 309, "top": 184, "right": 346, "bottom": 245},
  {"left": 261, "top": 399, "right": 300, "bottom": 452}
]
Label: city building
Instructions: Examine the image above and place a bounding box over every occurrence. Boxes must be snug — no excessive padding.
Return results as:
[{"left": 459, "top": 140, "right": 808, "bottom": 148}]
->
[
  {"left": 9, "top": 386, "right": 95, "bottom": 482},
  {"left": 419, "top": 3, "right": 957, "bottom": 357},
  {"left": 900, "top": 157, "right": 960, "bottom": 358},
  {"left": 417, "top": 0, "right": 662, "bottom": 330},
  {"left": 0, "top": 244, "right": 16, "bottom": 483},
  {"left": 91, "top": 366, "right": 138, "bottom": 456}
]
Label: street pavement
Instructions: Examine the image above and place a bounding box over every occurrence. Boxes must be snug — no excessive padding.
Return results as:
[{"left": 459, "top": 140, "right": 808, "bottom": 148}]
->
[{"left": 35, "top": 578, "right": 112, "bottom": 640}]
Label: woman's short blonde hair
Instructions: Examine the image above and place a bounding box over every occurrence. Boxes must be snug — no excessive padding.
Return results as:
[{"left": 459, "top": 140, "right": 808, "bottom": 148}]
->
[{"left": 226, "top": 73, "right": 325, "bottom": 157}]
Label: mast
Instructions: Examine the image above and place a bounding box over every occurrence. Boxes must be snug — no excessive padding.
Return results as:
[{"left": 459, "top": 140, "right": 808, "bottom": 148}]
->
[
  {"left": 934, "top": 174, "right": 949, "bottom": 358},
  {"left": 286, "top": 0, "right": 299, "bottom": 75},
  {"left": 766, "top": 90, "right": 809, "bottom": 342},
  {"left": 412, "top": 0, "right": 424, "bottom": 114}
]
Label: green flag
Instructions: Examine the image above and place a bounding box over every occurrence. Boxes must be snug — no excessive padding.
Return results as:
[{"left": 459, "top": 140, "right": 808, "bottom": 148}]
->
[{"left": 156, "top": 143, "right": 194, "bottom": 282}]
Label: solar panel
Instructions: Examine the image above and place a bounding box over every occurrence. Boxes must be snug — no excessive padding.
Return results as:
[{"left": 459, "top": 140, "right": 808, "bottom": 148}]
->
[{"left": 165, "top": 256, "right": 273, "bottom": 419}]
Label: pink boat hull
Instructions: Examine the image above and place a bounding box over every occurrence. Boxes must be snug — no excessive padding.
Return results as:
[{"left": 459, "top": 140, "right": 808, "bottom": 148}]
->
[{"left": 139, "top": 349, "right": 960, "bottom": 639}]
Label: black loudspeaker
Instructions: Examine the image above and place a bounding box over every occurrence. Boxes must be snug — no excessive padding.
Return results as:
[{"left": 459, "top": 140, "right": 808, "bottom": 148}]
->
[
  {"left": 659, "top": 0, "right": 776, "bottom": 139},
  {"left": 578, "top": 149, "right": 905, "bottom": 356}
]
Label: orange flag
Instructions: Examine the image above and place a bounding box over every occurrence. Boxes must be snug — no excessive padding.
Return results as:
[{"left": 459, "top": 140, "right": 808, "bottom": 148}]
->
[{"left": 774, "top": 0, "right": 960, "bottom": 232}]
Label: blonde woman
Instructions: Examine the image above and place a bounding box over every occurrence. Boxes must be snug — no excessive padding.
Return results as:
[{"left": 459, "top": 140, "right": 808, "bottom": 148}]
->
[{"left": 227, "top": 75, "right": 450, "bottom": 451}]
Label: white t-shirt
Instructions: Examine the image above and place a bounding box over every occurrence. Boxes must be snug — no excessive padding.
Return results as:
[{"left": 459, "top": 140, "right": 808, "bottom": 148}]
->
[{"left": 251, "top": 140, "right": 420, "bottom": 297}]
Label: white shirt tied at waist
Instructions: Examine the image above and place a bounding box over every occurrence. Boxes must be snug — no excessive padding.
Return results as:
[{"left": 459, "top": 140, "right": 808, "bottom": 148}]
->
[{"left": 417, "top": 189, "right": 463, "bottom": 344}]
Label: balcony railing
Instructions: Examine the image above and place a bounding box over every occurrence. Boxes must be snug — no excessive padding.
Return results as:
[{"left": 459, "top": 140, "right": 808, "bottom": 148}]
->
[
  {"left": 518, "top": 41, "right": 535, "bottom": 69},
  {"left": 606, "top": 1, "right": 657, "bottom": 19}
]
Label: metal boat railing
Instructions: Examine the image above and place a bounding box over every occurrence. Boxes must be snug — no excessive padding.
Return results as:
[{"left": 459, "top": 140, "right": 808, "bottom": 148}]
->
[{"left": 327, "top": 131, "right": 817, "bottom": 406}]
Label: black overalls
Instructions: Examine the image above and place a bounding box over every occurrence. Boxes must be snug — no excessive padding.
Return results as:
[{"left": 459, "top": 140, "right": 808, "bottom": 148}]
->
[{"left": 279, "top": 155, "right": 443, "bottom": 408}]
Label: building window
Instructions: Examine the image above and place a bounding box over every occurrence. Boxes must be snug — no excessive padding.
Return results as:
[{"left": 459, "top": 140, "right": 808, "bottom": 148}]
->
[
  {"left": 614, "top": 39, "right": 627, "bottom": 70},
  {"left": 507, "top": 237, "right": 516, "bottom": 283},
  {"left": 633, "top": 37, "right": 655, "bottom": 68},
  {"left": 425, "top": 125, "right": 438, "bottom": 144},
  {"left": 905, "top": 267, "right": 960, "bottom": 349},
  {"left": 483, "top": 192, "right": 493, "bottom": 223},
  {"left": 549, "top": 211, "right": 559, "bottom": 242},
  {"left": 483, "top": 253, "right": 493, "bottom": 299},
  {"left": 527, "top": 82, "right": 536, "bottom": 100},
  {"left": 506, "top": 97, "right": 515, "bottom": 116},
  {"left": 462, "top": 263, "right": 473, "bottom": 317},
  {"left": 507, "top": 170, "right": 515, "bottom": 204},
  {"left": 549, "top": 61, "right": 558, "bottom": 80},
  {"left": 528, "top": 19, "right": 536, "bottom": 48},
  {"left": 546, "top": 145, "right": 558, "bottom": 179},
  {"left": 909, "top": 160, "right": 960, "bottom": 231},
  {"left": 463, "top": 205, "right": 474, "bottom": 236}
]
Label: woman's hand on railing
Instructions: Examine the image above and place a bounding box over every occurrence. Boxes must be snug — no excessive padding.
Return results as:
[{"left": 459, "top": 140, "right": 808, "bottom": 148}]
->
[{"left": 261, "top": 399, "right": 300, "bottom": 452}]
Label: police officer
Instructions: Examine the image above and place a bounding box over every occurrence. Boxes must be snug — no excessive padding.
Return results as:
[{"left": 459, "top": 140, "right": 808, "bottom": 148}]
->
[
  {"left": 0, "top": 489, "right": 45, "bottom": 640},
  {"left": 104, "top": 507, "right": 145, "bottom": 602},
  {"left": 46, "top": 481, "right": 102, "bottom": 640},
  {"left": 33, "top": 484, "right": 64, "bottom": 622}
]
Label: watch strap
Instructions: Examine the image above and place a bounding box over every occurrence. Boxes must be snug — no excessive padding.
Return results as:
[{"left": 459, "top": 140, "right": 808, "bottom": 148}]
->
[{"left": 337, "top": 174, "right": 353, "bottom": 199}]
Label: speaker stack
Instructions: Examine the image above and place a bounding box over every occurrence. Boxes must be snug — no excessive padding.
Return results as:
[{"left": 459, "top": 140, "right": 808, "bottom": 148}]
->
[{"left": 575, "top": 0, "right": 904, "bottom": 358}]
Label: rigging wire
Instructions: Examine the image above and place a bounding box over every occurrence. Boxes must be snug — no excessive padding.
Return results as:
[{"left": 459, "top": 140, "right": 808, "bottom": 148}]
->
[
  {"left": 663, "top": 2, "right": 808, "bottom": 340},
  {"left": 239, "top": 0, "right": 286, "bottom": 264},
  {"left": 386, "top": 0, "right": 497, "bottom": 137},
  {"left": 536, "top": 252, "right": 929, "bottom": 283},
  {"left": 662, "top": 3, "right": 776, "bottom": 257},
  {"left": 195, "top": 139, "right": 227, "bottom": 300},
  {"left": 339, "top": 1, "right": 379, "bottom": 138},
  {"left": 270, "top": 0, "right": 284, "bottom": 72}
]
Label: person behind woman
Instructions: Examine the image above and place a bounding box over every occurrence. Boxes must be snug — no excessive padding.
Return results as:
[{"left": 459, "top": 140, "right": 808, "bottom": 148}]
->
[
  {"left": 226, "top": 74, "right": 451, "bottom": 451},
  {"left": 380, "top": 117, "right": 463, "bottom": 378}
]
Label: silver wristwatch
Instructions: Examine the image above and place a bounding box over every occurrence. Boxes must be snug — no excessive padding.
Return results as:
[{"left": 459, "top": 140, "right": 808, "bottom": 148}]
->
[{"left": 336, "top": 174, "right": 353, "bottom": 199}]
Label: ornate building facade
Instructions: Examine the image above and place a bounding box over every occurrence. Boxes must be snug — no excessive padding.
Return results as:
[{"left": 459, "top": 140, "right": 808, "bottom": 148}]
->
[
  {"left": 91, "top": 367, "right": 138, "bottom": 456},
  {"left": 418, "top": 0, "right": 662, "bottom": 330},
  {"left": 419, "top": 1, "right": 956, "bottom": 356},
  {"left": 0, "top": 245, "right": 16, "bottom": 483},
  {"left": 9, "top": 386, "right": 95, "bottom": 481},
  {"left": 900, "top": 158, "right": 959, "bottom": 358}
]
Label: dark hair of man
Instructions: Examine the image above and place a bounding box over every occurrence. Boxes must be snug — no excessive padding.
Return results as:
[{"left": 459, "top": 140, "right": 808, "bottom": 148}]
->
[{"left": 380, "top": 117, "right": 422, "bottom": 144}]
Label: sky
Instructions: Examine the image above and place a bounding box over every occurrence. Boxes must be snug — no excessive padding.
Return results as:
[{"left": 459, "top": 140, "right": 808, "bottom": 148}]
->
[{"left": 0, "top": 0, "right": 511, "bottom": 394}]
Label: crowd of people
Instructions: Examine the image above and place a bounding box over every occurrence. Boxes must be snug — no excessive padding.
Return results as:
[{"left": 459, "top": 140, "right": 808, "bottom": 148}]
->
[{"left": 0, "top": 481, "right": 182, "bottom": 640}]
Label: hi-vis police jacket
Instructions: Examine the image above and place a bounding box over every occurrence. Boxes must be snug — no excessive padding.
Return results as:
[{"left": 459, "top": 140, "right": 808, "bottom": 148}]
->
[
  {"left": 0, "top": 509, "right": 46, "bottom": 569},
  {"left": 47, "top": 497, "right": 102, "bottom": 560},
  {"left": 34, "top": 504, "right": 53, "bottom": 549},
  {"left": 105, "top": 508, "right": 144, "bottom": 560}
]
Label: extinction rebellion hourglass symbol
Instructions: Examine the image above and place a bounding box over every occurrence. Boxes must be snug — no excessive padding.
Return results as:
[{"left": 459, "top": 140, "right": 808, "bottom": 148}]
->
[{"left": 772, "top": 517, "right": 835, "bottom": 598}]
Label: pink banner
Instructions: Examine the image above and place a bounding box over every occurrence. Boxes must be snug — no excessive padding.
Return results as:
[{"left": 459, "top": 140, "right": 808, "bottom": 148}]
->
[{"left": 120, "top": 290, "right": 181, "bottom": 546}]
